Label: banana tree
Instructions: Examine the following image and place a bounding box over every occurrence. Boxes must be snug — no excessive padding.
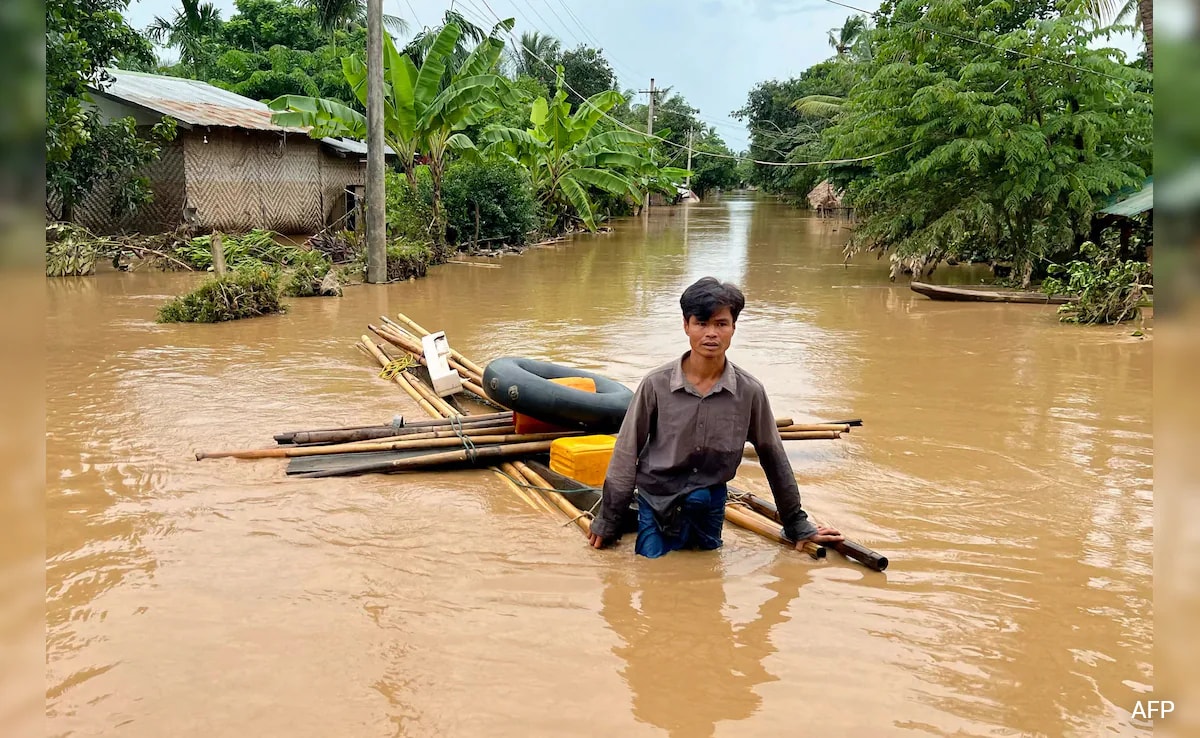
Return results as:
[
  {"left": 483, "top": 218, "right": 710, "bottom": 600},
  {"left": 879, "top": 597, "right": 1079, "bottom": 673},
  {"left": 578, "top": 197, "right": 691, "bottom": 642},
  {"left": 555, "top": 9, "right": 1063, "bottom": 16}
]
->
[
  {"left": 473, "top": 78, "right": 688, "bottom": 231},
  {"left": 269, "top": 20, "right": 514, "bottom": 249}
]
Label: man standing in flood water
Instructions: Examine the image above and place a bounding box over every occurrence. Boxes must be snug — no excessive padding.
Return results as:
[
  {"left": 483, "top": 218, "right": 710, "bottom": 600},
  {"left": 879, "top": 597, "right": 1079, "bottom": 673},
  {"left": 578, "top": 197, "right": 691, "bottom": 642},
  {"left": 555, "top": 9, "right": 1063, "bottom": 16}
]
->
[{"left": 587, "top": 277, "right": 843, "bottom": 558}]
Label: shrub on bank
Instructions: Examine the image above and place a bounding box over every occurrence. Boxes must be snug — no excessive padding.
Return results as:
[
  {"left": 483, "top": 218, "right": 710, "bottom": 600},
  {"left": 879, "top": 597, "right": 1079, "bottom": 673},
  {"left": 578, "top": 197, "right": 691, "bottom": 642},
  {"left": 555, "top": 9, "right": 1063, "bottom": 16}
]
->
[
  {"left": 386, "top": 238, "right": 433, "bottom": 281},
  {"left": 386, "top": 169, "right": 435, "bottom": 243},
  {"left": 441, "top": 160, "right": 537, "bottom": 247},
  {"left": 1043, "top": 239, "right": 1151, "bottom": 325},
  {"left": 157, "top": 264, "right": 286, "bottom": 323},
  {"left": 282, "top": 250, "right": 341, "bottom": 297}
]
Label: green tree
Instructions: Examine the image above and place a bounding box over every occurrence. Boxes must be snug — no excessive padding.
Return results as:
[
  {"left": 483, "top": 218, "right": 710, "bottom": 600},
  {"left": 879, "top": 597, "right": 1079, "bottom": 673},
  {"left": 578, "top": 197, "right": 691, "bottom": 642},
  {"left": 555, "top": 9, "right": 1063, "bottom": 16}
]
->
[
  {"left": 558, "top": 46, "right": 616, "bottom": 107},
  {"left": 46, "top": 0, "right": 178, "bottom": 222},
  {"left": 302, "top": 0, "right": 408, "bottom": 35},
  {"left": 824, "top": 0, "right": 1152, "bottom": 284},
  {"left": 688, "top": 132, "right": 739, "bottom": 197},
  {"left": 476, "top": 73, "right": 684, "bottom": 231},
  {"left": 220, "top": 0, "right": 325, "bottom": 52},
  {"left": 270, "top": 21, "right": 516, "bottom": 254},
  {"left": 509, "top": 30, "right": 561, "bottom": 89},
  {"left": 827, "top": 15, "right": 868, "bottom": 57},
  {"left": 732, "top": 61, "right": 852, "bottom": 194},
  {"left": 1063, "top": 0, "right": 1152, "bottom": 69},
  {"left": 146, "top": 0, "right": 224, "bottom": 77}
]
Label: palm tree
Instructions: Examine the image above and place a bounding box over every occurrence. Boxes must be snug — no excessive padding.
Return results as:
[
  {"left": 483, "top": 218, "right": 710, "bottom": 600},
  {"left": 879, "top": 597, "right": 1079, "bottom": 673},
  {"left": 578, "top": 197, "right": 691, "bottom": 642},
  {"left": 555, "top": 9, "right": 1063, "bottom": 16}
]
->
[
  {"left": 792, "top": 95, "right": 845, "bottom": 118},
  {"left": 1066, "top": 0, "right": 1151, "bottom": 69},
  {"left": 510, "top": 30, "right": 560, "bottom": 79},
  {"left": 303, "top": 0, "right": 409, "bottom": 36},
  {"left": 402, "top": 10, "right": 489, "bottom": 71},
  {"left": 146, "top": 0, "right": 223, "bottom": 77},
  {"left": 827, "top": 15, "right": 867, "bottom": 58}
]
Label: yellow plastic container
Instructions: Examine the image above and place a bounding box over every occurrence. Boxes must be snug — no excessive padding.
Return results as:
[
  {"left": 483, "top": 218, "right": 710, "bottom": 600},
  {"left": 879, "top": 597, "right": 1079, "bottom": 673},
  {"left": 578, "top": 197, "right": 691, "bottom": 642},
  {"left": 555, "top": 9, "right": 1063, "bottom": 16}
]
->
[{"left": 549, "top": 435, "right": 618, "bottom": 487}]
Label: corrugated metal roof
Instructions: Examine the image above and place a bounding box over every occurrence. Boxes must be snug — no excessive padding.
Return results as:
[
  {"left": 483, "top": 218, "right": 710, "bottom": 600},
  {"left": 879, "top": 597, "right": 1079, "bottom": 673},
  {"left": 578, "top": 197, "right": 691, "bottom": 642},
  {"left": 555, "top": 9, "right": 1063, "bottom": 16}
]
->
[
  {"left": 1100, "top": 179, "right": 1153, "bottom": 217},
  {"left": 91, "top": 68, "right": 305, "bottom": 131},
  {"left": 90, "top": 69, "right": 394, "bottom": 156}
]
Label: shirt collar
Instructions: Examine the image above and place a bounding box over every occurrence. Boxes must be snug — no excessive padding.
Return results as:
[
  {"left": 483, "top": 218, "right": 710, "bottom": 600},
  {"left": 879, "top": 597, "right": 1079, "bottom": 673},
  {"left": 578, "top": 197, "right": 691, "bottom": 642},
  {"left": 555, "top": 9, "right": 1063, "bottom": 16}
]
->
[{"left": 670, "top": 351, "right": 738, "bottom": 396}]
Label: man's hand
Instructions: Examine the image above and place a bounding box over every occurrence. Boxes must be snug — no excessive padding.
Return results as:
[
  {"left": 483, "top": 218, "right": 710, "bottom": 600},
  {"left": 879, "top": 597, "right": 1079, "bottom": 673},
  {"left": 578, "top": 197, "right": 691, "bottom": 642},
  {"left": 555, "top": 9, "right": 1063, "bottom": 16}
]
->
[
  {"left": 797, "top": 526, "right": 844, "bottom": 548},
  {"left": 588, "top": 532, "right": 609, "bottom": 549}
]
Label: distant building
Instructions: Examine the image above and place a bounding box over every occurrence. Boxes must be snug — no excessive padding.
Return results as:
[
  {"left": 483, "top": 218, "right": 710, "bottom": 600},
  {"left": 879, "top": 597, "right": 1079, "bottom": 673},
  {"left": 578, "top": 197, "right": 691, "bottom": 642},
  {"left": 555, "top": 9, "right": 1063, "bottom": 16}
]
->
[
  {"left": 76, "top": 68, "right": 385, "bottom": 234},
  {"left": 806, "top": 179, "right": 849, "bottom": 217}
]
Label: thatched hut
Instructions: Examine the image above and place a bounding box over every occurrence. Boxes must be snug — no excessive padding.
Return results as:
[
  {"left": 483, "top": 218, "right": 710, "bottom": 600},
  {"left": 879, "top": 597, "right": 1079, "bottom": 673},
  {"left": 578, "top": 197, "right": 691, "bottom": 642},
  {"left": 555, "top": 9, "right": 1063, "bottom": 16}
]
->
[
  {"left": 806, "top": 179, "right": 847, "bottom": 217},
  {"left": 70, "top": 69, "right": 386, "bottom": 235}
]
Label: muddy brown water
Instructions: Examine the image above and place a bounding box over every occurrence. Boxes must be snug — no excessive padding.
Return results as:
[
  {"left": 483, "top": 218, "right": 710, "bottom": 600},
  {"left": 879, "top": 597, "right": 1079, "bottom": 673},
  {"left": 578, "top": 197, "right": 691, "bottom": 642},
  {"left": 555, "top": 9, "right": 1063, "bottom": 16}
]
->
[{"left": 46, "top": 194, "right": 1152, "bottom": 737}]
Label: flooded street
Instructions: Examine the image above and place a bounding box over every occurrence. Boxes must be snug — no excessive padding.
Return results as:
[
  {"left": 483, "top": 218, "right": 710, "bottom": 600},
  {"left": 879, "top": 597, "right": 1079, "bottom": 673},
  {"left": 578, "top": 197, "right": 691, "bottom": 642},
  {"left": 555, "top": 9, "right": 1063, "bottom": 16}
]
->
[{"left": 46, "top": 194, "right": 1152, "bottom": 737}]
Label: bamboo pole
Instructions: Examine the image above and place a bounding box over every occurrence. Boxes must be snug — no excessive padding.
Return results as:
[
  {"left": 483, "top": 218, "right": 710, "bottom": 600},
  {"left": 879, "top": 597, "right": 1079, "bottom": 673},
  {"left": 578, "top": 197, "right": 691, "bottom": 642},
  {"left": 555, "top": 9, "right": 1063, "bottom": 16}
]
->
[
  {"left": 739, "top": 492, "right": 888, "bottom": 571},
  {"left": 394, "top": 311, "right": 486, "bottom": 377},
  {"left": 724, "top": 503, "right": 825, "bottom": 559},
  {"left": 512, "top": 461, "right": 591, "bottom": 535},
  {"left": 492, "top": 466, "right": 544, "bottom": 512},
  {"left": 360, "top": 336, "right": 442, "bottom": 416},
  {"left": 369, "top": 328, "right": 478, "bottom": 412},
  {"left": 375, "top": 320, "right": 484, "bottom": 387},
  {"left": 289, "top": 417, "right": 514, "bottom": 446},
  {"left": 775, "top": 417, "right": 862, "bottom": 428},
  {"left": 777, "top": 424, "right": 851, "bottom": 433},
  {"left": 499, "top": 462, "right": 558, "bottom": 516},
  {"left": 778, "top": 431, "right": 843, "bottom": 440},
  {"left": 297, "top": 440, "right": 558, "bottom": 478},
  {"left": 197, "top": 427, "right": 567, "bottom": 460},
  {"left": 399, "top": 362, "right": 462, "bottom": 418}
]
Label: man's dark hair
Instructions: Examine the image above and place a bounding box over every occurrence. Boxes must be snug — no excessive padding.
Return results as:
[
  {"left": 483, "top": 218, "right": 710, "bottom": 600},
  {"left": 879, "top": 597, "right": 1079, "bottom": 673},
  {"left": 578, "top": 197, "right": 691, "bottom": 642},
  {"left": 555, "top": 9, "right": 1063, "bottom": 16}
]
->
[{"left": 680, "top": 277, "right": 746, "bottom": 322}]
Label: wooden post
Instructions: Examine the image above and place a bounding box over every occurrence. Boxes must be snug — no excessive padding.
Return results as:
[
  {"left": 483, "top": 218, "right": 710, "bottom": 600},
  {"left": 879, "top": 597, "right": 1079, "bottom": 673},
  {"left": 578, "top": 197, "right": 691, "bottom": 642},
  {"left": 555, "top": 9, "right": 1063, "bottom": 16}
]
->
[
  {"left": 211, "top": 232, "right": 226, "bottom": 276},
  {"left": 364, "top": 0, "right": 387, "bottom": 283},
  {"left": 473, "top": 201, "right": 481, "bottom": 253}
]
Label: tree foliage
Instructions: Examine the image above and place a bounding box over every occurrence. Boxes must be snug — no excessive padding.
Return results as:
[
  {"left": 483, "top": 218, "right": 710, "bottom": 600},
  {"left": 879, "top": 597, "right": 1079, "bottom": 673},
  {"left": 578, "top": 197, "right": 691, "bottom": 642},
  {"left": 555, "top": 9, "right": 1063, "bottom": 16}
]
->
[
  {"left": 270, "top": 20, "right": 517, "bottom": 254},
  {"left": 46, "top": 0, "right": 179, "bottom": 222},
  {"left": 824, "top": 0, "right": 1152, "bottom": 283},
  {"left": 476, "top": 72, "right": 683, "bottom": 231}
]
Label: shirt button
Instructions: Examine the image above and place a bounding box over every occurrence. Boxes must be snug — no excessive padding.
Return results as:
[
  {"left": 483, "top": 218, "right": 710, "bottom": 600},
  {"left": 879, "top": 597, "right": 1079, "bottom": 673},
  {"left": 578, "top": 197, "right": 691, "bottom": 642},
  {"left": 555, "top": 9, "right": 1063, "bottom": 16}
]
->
[{"left": 692, "top": 468, "right": 698, "bottom": 473}]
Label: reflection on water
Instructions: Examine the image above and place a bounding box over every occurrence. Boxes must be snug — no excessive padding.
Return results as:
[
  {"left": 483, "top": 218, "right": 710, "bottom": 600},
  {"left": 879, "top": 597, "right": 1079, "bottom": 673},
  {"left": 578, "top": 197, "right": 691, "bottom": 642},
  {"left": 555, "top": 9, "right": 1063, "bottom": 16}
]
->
[
  {"left": 46, "top": 193, "right": 1152, "bottom": 737},
  {"left": 601, "top": 558, "right": 807, "bottom": 738}
]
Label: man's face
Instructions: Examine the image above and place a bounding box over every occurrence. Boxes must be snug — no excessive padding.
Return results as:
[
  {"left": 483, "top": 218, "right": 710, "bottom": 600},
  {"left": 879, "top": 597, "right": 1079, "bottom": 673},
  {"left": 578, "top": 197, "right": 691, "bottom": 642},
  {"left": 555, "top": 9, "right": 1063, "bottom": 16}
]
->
[{"left": 683, "top": 306, "right": 736, "bottom": 361}]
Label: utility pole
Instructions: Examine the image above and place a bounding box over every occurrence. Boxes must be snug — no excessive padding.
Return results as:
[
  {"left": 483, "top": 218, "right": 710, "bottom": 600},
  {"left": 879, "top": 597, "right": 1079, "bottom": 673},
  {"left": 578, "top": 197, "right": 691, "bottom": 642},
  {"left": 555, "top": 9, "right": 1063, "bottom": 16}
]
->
[
  {"left": 365, "top": 0, "right": 386, "bottom": 284},
  {"left": 685, "top": 127, "right": 693, "bottom": 191},
  {"left": 638, "top": 77, "right": 657, "bottom": 212}
]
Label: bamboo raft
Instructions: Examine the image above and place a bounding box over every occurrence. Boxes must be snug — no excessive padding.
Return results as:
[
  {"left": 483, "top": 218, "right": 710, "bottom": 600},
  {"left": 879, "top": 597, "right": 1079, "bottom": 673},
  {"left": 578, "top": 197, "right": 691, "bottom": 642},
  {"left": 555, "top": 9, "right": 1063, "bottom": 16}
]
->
[{"left": 194, "top": 311, "right": 887, "bottom": 570}]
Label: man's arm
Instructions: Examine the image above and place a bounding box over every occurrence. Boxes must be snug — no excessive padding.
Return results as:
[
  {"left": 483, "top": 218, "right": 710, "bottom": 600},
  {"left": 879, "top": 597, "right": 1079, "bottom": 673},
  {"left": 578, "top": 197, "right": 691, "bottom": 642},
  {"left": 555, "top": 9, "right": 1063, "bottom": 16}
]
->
[
  {"left": 588, "top": 378, "right": 656, "bottom": 544},
  {"left": 747, "top": 387, "right": 818, "bottom": 542}
]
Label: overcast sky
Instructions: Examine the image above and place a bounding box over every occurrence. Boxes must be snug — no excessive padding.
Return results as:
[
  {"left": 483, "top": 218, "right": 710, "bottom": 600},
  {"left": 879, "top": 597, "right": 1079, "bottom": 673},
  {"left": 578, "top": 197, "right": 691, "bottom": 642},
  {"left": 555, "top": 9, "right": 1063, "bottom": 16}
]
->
[{"left": 125, "top": 0, "right": 1143, "bottom": 153}]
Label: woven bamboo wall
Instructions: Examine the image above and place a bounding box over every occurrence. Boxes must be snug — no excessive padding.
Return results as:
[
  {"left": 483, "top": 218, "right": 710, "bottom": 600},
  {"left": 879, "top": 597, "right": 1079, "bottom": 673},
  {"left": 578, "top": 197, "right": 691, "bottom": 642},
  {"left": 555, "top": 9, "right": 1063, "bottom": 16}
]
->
[
  {"left": 65, "top": 137, "right": 187, "bottom": 234},
  {"left": 183, "top": 129, "right": 333, "bottom": 233},
  {"left": 61, "top": 128, "right": 365, "bottom": 235}
]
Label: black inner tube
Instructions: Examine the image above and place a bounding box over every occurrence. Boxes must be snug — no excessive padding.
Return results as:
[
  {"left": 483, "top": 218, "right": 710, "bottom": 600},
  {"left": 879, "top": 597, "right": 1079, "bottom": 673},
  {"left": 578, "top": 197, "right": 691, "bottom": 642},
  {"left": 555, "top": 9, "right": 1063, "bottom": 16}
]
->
[{"left": 482, "top": 357, "right": 633, "bottom": 432}]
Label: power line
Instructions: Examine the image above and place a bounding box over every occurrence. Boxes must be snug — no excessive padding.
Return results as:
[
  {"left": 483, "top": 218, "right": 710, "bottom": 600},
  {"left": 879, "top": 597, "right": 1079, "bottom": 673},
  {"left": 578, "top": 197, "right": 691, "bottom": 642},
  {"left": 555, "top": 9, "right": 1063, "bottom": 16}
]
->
[
  {"left": 473, "top": 0, "right": 913, "bottom": 168},
  {"left": 823, "top": 0, "right": 1138, "bottom": 84}
]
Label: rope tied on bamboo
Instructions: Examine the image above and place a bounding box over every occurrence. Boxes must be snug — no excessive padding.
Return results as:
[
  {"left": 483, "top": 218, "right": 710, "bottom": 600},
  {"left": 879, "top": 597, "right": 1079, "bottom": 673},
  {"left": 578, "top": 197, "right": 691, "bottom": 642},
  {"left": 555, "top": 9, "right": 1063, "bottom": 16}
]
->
[
  {"left": 448, "top": 414, "right": 478, "bottom": 463},
  {"left": 562, "top": 495, "right": 603, "bottom": 527},
  {"left": 379, "top": 355, "right": 417, "bottom": 380}
]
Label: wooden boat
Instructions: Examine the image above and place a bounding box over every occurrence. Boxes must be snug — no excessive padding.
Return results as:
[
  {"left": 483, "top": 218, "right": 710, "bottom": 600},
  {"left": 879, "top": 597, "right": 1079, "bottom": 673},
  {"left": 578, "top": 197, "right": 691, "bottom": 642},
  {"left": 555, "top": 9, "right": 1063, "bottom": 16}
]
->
[{"left": 910, "top": 281, "right": 1073, "bottom": 305}]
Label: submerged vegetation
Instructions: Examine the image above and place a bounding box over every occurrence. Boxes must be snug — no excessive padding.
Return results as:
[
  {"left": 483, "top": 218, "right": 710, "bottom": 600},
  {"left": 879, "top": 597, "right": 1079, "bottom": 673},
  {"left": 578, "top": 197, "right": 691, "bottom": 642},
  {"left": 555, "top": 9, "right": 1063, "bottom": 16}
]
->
[
  {"left": 1043, "top": 238, "right": 1151, "bottom": 325},
  {"left": 157, "top": 264, "right": 285, "bottom": 323}
]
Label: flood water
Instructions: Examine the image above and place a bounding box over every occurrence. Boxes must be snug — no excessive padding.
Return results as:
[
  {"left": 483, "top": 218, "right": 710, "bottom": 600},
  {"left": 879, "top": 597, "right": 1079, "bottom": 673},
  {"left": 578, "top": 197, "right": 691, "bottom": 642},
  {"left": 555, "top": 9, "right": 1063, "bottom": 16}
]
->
[{"left": 46, "top": 194, "right": 1153, "bottom": 737}]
